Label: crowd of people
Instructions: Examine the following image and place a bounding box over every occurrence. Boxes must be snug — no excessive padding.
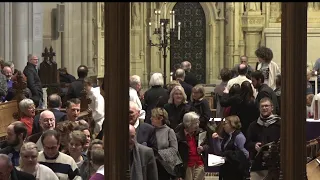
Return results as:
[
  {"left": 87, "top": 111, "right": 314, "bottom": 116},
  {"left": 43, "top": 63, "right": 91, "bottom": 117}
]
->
[
  {"left": 0, "top": 54, "right": 105, "bottom": 180},
  {"left": 128, "top": 47, "right": 287, "bottom": 180}
]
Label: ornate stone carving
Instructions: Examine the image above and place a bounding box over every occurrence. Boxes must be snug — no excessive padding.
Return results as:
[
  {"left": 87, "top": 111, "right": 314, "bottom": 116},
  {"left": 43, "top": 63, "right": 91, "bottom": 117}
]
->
[
  {"left": 131, "top": 3, "right": 140, "bottom": 28},
  {"left": 242, "top": 15, "right": 265, "bottom": 32},
  {"left": 245, "top": 2, "right": 261, "bottom": 12},
  {"left": 270, "top": 2, "right": 281, "bottom": 23}
]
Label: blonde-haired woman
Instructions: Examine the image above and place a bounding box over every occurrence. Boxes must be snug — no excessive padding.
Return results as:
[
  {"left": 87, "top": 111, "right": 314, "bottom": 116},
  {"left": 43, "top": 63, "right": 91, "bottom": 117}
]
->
[
  {"left": 164, "top": 85, "right": 193, "bottom": 130},
  {"left": 17, "top": 142, "right": 59, "bottom": 180},
  {"left": 212, "top": 116, "right": 250, "bottom": 180},
  {"left": 151, "top": 107, "right": 180, "bottom": 179}
]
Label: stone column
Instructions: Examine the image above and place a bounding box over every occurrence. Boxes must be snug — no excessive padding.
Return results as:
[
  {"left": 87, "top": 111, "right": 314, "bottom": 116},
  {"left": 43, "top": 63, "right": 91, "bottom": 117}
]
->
[
  {"left": 104, "top": 3, "right": 130, "bottom": 179},
  {"left": 61, "top": 3, "right": 70, "bottom": 70},
  {"left": 12, "top": 3, "right": 29, "bottom": 71},
  {"left": 242, "top": 13, "right": 264, "bottom": 67},
  {"left": 30, "top": 3, "right": 44, "bottom": 67},
  {"left": 0, "top": 3, "right": 11, "bottom": 61},
  {"left": 280, "top": 2, "right": 307, "bottom": 179},
  {"left": 226, "top": 2, "right": 234, "bottom": 68},
  {"left": 87, "top": 2, "right": 94, "bottom": 72},
  {"left": 81, "top": 3, "right": 88, "bottom": 65}
]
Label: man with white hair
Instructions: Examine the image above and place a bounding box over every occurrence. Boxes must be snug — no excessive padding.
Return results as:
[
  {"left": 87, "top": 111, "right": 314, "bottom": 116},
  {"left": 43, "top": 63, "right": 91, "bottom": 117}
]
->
[
  {"left": 129, "top": 75, "right": 145, "bottom": 120},
  {"left": 175, "top": 112, "right": 208, "bottom": 180},
  {"left": 27, "top": 110, "right": 56, "bottom": 151},
  {"left": 129, "top": 101, "right": 157, "bottom": 152},
  {"left": 181, "top": 61, "right": 199, "bottom": 87},
  {"left": 23, "top": 54, "right": 43, "bottom": 108},
  {"left": 175, "top": 68, "right": 193, "bottom": 101}
]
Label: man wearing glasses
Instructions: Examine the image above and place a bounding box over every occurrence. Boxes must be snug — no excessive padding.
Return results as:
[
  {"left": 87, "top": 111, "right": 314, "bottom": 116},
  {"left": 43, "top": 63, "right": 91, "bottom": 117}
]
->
[
  {"left": 27, "top": 110, "right": 56, "bottom": 151},
  {"left": 245, "top": 97, "right": 281, "bottom": 180}
]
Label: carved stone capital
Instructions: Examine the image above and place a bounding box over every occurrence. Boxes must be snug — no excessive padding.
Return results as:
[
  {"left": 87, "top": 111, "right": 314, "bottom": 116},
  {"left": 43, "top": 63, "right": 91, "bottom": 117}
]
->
[{"left": 242, "top": 15, "right": 265, "bottom": 32}]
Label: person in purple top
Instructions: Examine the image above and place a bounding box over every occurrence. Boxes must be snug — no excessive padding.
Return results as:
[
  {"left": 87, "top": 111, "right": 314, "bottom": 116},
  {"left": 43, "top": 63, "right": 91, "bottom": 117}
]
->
[
  {"left": 212, "top": 115, "right": 250, "bottom": 180},
  {"left": 89, "top": 149, "right": 104, "bottom": 180}
]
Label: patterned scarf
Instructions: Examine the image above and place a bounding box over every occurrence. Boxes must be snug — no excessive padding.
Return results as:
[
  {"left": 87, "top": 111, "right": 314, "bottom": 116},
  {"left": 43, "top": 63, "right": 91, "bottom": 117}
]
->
[{"left": 257, "top": 114, "right": 280, "bottom": 127}]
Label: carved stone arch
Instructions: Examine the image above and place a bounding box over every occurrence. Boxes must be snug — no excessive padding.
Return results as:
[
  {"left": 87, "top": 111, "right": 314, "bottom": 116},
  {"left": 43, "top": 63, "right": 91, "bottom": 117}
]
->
[{"left": 165, "top": 2, "right": 221, "bottom": 83}]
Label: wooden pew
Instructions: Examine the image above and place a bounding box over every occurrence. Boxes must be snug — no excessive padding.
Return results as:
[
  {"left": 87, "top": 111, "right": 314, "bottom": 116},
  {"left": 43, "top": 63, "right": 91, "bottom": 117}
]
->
[
  {"left": 0, "top": 100, "right": 18, "bottom": 140},
  {"left": 307, "top": 157, "right": 320, "bottom": 180}
]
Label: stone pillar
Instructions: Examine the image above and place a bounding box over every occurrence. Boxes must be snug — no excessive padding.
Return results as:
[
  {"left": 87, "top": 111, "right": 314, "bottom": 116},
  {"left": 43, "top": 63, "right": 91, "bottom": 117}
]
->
[
  {"left": 87, "top": 2, "right": 94, "bottom": 73},
  {"left": 226, "top": 2, "right": 234, "bottom": 68},
  {"left": 280, "top": 3, "right": 307, "bottom": 179},
  {"left": 242, "top": 14, "right": 264, "bottom": 67},
  {"left": 0, "top": 3, "right": 11, "bottom": 61},
  {"left": 81, "top": 3, "right": 88, "bottom": 65},
  {"left": 30, "top": 3, "right": 44, "bottom": 67},
  {"left": 12, "top": 3, "right": 29, "bottom": 71},
  {"left": 104, "top": 2, "right": 130, "bottom": 179},
  {"left": 61, "top": 3, "right": 70, "bottom": 70}
]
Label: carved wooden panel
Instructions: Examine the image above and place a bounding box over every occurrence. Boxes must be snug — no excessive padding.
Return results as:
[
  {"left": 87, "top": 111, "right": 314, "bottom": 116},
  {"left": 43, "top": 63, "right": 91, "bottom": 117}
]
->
[{"left": 170, "top": 2, "right": 206, "bottom": 83}]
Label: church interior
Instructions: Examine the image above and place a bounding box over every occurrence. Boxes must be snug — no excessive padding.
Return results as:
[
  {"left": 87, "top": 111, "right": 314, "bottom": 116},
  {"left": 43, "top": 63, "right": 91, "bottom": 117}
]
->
[{"left": 0, "top": 2, "right": 317, "bottom": 180}]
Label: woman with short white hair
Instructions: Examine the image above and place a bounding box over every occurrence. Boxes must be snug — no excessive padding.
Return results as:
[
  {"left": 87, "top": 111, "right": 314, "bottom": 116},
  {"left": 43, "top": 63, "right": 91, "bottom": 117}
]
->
[
  {"left": 175, "top": 111, "right": 208, "bottom": 180},
  {"left": 143, "top": 72, "right": 169, "bottom": 123},
  {"left": 19, "top": 98, "right": 36, "bottom": 136},
  {"left": 17, "top": 142, "right": 59, "bottom": 180},
  {"left": 164, "top": 86, "right": 194, "bottom": 130}
]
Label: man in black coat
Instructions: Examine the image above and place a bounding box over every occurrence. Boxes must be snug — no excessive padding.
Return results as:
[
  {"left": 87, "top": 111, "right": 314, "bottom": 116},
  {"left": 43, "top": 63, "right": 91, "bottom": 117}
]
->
[
  {"left": 251, "top": 70, "right": 280, "bottom": 115},
  {"left": 129, "top": 101, "right": 157, "bottom": 152},
  {"left": 0, "top": 154, "right": 35, "bottom": 180},
  {"left": 32, "top": 94, "right": 66, "bottom": 134},
  {"left": 23, "top": 54, "right": 43, "bottom": 107},
  {"left": 181, "top": 61, "right": 199, "bottom": 87},
  {"left": 175, "top": 68, "right": 193, "bottom": 101},
  {"left": 66, "top": 65, "right": 88, "bottom": 100}
]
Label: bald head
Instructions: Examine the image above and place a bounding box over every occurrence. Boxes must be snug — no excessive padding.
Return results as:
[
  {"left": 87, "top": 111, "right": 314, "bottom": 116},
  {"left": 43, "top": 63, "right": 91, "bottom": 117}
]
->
[
  {"left": 39, "top": 110, "right": 55, "bottom": 131},
  {"left": 175, "top": 68, "right": 185, "bottom": 80},
  {"left": 129, "top": 125, "right": 136, "bottom": 150},
  {"left": 181, "top": 61, "right": 191, "bottom": 72},
  {"left": 129, "top": 101, "right": 140, "bottom": 125},
  {"left": 48, "top": 94, "right": 62, "bottom": 108},
  {"left": 238, "top": 64, "right": 248, "bottom": 75},
  {"left": 2, "top": 66, "right": 12, "bottom": 80}
]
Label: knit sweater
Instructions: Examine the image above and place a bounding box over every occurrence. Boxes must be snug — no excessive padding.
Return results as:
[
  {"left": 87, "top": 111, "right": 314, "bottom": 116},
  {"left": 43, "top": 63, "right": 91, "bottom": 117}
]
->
[{"left": 155, "top": 124, "right": 178, "bottom": 150}]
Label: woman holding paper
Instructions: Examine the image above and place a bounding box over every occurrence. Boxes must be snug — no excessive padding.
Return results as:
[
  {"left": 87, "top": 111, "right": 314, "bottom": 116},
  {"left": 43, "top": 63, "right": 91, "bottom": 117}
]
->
[{"left": 211, "top": 115, "right": 250, "bottom": 180}]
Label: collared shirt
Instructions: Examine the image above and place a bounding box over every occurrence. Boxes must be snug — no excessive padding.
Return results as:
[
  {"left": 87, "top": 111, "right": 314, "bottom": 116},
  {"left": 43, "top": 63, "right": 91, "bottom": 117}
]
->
[
  {"left": 186, "top": 134, "right": 203, "bottom": 167},
  {"left": 133, "top": 118, "right": 140, "bottom": 129}
]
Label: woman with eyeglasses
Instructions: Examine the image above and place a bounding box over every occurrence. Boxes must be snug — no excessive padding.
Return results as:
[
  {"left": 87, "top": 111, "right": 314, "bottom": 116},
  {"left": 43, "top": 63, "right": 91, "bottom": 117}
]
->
[
  {"left": 212, "top": 116, "right": 250, "bottom": 180},
  {"left": 151, "top": 107, "right": 180, "bottom": 180},
  {"left": 16, "top": 142, "right": 59, "bottom": 180}
]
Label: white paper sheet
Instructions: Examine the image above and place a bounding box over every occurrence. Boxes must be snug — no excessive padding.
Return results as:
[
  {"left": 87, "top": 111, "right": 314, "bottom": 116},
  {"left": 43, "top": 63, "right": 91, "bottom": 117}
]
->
[{"left": 208, "top": 154, "right": 225, "bottom": 167}]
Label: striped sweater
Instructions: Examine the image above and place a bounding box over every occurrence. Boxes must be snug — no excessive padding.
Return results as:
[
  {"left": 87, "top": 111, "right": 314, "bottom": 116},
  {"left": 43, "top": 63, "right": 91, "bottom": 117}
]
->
[{"left": 38, "top": 151, "right": 81, "bottom": 180}]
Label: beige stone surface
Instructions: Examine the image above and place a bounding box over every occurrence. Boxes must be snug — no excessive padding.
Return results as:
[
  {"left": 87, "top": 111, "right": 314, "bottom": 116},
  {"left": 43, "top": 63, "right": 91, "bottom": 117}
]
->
[{"left": 2, "top": 3, "right": 320, "bottom": 84}]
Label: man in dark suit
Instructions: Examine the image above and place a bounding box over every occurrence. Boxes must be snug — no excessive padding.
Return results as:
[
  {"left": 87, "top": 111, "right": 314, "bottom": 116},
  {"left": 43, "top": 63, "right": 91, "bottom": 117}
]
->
[
  {"left": 175, "top": 68, "right": 193, "bottom": 101},
  {"left": 32, "top": 94, "right": 66, "bottom": 134},
  {"left": 66, "top": 65, "right": 89, "bottom": 100},
  {"left": 129, "top": 124, "right": 158, "bottom": 180},
  {"left": 0, "top": 154, "right": 35, "bottom": 180},
  {"left": 23, "top": 54, "right": 43, "bottom": 107},
  {"left": 181, "top": 61, "right": 199, "bottom": 87},
  {"left": 129, "top": 101, "right": 157, "bottom": 152},
  {"left": 251, "top": 70, "right": 280, "bottom": 115}
]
